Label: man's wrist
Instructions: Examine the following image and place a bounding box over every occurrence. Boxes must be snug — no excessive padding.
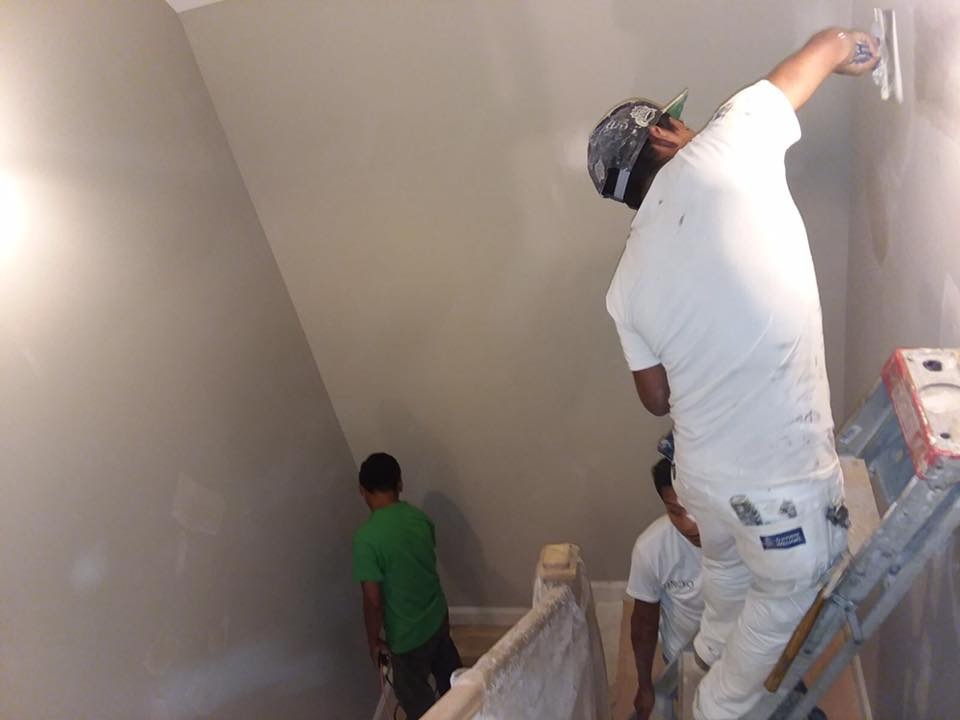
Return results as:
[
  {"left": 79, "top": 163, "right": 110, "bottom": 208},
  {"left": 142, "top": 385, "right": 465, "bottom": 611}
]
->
[{"left": 827, "top": 28, "right": 857, "bottom": 67}]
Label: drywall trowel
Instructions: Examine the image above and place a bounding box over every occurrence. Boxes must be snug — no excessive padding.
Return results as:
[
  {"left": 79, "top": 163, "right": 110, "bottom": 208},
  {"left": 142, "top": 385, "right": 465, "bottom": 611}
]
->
[{"left": 871, "top": 8, "right": 903, "bottom": 103}]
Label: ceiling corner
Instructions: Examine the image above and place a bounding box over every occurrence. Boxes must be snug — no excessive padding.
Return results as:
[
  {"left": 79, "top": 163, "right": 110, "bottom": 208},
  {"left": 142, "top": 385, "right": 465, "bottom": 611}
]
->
[{"left": 166, "top": 0, "right": 228, "bottom": 13}]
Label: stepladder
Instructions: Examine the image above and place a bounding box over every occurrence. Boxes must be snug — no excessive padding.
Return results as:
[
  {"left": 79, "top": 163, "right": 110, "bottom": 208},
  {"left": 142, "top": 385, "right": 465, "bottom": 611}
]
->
[{"left": 651, "top": 348, "right": 960, "bottom": 720}]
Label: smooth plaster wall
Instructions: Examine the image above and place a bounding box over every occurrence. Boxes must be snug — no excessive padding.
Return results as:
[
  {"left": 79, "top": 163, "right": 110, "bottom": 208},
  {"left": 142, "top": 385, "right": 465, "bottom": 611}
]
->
[
  {"left": 845, "top": 1, "right": 960, "bottom": 717},
  {"left": 0, "top": 2, "right": 368, "bottom": 718},
  {"left": 181, "top": 0, "right": 854, "bottom": 605}
]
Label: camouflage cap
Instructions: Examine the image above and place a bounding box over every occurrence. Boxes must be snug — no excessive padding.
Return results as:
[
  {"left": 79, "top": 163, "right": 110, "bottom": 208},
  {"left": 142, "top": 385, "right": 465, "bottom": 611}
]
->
[{"left": 587, "top": 89, "right": 688, "bottom": 202}]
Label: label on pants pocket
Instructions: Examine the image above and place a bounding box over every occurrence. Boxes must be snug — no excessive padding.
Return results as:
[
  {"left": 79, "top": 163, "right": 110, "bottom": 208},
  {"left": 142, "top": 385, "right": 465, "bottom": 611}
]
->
[{"left": 759, "top": 527, "right": 807, "bottom": 550}]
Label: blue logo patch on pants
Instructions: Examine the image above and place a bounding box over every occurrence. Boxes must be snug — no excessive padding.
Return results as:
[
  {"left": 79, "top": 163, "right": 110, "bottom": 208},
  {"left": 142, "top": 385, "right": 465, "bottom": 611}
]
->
[{"left": 759, "top": 527, "right": 806, "bottom": 550}]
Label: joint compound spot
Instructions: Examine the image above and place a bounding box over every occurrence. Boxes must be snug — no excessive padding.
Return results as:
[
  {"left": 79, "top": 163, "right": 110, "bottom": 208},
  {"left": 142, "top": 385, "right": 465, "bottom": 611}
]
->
[
  {"left": 172, "top": 473, "right": 225, "bottom": 536},
  {"left": 144, "top": 634, "right": 181, "bottom": 676},
  {"left": 175, "top": 531, "right": 189, "bottom": 576},
  {"left": 779, "top": 500, "right": 797, "bottom": 519},
  {"left": 70, "top": 540, "right": 108, "bottom": 593},
  {"left": 712, "top": 103, "right": 732, "bottom": 122},
  {"left": 730, "top": 495, "right": 763, "bottom": 526}
]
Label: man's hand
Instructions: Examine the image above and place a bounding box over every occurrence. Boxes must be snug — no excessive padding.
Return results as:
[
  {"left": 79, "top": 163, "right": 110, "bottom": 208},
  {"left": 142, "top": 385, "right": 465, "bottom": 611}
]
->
[
  {"left": 768, "top": 27, "right": 881, "bottom": 110},
  {"left": 634, "top": 684, "right": 655, "bottom": 720},
  {"left": 834, "top": 30, "right": 880, "bottom": 76},
  {"left": 369, "top": 637, "right": 390, "bottom": 667}
]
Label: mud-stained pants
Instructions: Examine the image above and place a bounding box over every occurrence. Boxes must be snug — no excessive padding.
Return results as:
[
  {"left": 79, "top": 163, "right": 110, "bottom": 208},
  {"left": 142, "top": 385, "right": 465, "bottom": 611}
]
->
[{"left": 674, "top": 465, "right": 847, "bottom": 720}]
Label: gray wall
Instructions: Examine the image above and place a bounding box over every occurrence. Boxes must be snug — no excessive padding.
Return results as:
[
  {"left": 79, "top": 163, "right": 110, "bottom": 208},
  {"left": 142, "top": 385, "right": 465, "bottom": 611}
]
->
[
  {"left": 0, "top": 2, "right": 369, "bottom": 718},
  {"left": 180, "top": 0, "right": 855, "bottom": 605},
  {"left": 845, "top": 1, "right": 960, "bottom": 717}
]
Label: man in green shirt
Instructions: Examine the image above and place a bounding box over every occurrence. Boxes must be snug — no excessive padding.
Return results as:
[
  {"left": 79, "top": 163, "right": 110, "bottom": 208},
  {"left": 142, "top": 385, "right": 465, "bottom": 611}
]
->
[{"left": 352, "top": 452, "right": 462, "bottom": 719}]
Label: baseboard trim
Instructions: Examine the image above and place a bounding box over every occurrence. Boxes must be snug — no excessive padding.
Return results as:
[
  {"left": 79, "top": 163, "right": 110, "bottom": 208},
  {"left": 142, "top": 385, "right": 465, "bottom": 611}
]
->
[
  {"left": 592, "top": 580, "right": 628, "bottom": 604},
  {"left": 450, "top": 581, "right": 628, "bottom": 628},
  {"left": 448, "top": 605, "right": 528, "bottom": 627}
]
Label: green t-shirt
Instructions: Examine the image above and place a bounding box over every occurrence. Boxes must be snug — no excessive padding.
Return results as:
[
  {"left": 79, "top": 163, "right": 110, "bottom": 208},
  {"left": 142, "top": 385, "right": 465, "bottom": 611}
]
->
[{"left": 352, "top": 501, "right": 447, "bottom": 653}]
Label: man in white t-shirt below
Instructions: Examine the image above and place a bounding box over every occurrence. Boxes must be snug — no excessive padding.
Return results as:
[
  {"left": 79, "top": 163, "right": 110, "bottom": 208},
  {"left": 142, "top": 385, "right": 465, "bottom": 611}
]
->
[
  {"left": 588, "top": 28, "right": 881, "bottom": 720},
  {"left": 627, "top": 458, "right": 702, "bottom": 720}
]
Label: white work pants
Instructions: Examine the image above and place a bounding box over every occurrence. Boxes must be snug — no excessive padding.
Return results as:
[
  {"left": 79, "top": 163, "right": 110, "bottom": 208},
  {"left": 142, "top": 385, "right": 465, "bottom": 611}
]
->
[{"left": 673, "top": 465, "right": 847, "bottom": 720}]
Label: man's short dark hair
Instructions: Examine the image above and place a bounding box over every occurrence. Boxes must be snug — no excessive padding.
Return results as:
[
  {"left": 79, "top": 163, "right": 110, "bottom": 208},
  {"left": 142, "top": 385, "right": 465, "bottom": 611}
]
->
[
  {"left": 652, "top": 458, "right": 673, "bottom": 498},
  {"left": 359, "top": 452, "right": 401, "bottom": 493}
]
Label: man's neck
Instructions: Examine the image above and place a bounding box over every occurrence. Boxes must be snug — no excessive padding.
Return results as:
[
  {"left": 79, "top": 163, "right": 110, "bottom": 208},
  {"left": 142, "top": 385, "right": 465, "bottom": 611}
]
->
[{"left": 369, "top": 493, "right": 400, "bottom": 512}]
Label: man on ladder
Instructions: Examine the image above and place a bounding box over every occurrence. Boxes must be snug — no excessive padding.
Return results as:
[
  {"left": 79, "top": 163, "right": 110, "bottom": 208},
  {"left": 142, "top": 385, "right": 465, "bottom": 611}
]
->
[{"left": 588, "top": 26, "right": 880, "bottom": 720}]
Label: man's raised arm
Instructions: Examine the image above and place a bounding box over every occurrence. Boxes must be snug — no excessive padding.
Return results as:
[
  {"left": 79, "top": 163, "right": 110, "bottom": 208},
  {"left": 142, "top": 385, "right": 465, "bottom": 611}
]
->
[{"left": 767, "top": 27, "right": 880, "bottom": 111}]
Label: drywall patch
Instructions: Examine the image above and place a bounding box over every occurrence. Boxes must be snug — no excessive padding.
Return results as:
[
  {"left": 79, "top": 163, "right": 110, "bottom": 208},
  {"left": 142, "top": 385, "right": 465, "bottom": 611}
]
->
[
  {"left": 69, "top": 540, "right": 108, "bottom": 593},
  {"left": 939, "top": 275, "right": 960, "bottom": 346},
  {"left": 915, "top": 1, "right": 960, "bottom": 146},
  {"left": 865, "top": 156, "right": 891, "bottom": 266},
  {"left": 172, "top": 473, "right": 225, "bottom": 535},
  {"left": 144, "top": 633, "right": 181, "bottom": 677},
  {"left": 174, "top": 530, "right": 189, "bottom": 576}
]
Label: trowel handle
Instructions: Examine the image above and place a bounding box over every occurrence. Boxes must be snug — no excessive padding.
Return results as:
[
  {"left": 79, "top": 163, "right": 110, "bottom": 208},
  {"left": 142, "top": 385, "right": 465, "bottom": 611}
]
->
[{"left": 764, "top": 588, "right": 826, "bottom": 692}]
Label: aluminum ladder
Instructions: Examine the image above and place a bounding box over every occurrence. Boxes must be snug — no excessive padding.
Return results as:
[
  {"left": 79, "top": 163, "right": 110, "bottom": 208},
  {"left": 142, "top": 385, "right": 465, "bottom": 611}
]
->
[{"left": 652, "top": 348, "right": 960, "bottom": 720}]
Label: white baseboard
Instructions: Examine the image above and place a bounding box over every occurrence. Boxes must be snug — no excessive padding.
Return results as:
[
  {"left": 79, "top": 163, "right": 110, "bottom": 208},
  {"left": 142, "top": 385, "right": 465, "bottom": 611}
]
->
[
  {"left": 450, "top": 581, "right": 628, "bottom": 628},
  {"left": 449, "top": 605, "right": 527, "bottom": 627},
  {"left": 591, "top": 580, "right": 628, "bottom": 604}
]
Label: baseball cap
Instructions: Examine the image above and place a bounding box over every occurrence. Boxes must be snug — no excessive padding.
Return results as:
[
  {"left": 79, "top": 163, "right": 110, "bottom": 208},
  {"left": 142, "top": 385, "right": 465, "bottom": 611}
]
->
[{"left": 587, "top": 88, "right": 688, "bottom": 202}]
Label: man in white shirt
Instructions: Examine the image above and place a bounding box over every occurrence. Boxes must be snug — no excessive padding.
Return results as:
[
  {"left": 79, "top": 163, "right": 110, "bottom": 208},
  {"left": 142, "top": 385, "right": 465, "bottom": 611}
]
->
[
  {"left": 628, "top": 458, "right": 702, "bottom": 720},
  {"left": 589, "top": 28, "right": 880, "bottom": 719}
]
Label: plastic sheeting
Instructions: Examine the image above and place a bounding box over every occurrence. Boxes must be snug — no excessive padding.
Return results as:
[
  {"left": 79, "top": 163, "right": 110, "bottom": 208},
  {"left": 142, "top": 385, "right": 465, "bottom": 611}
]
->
[
  {"left": 437, "top": 553, "right": 610, "bottom": 720},
  {"left": 474, "top": 586, "right": 589, "bottom": 719}
]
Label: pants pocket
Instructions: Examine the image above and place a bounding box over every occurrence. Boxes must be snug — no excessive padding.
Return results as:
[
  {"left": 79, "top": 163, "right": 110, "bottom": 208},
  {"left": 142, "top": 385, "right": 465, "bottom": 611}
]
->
[{"left": 735, "top": 515, "right": 820, "bottom": 588}]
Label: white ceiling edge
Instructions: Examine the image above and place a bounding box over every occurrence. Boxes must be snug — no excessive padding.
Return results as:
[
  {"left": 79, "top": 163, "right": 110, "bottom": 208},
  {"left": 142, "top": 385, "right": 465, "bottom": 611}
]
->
[{"left": 166, "top": 0, "right": 227, "bottom": 13}]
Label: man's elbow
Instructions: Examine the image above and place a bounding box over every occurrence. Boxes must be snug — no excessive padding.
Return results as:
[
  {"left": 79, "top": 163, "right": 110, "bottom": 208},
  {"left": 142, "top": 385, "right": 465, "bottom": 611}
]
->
[
  {"left": 632, "top": 366, "right": 670, "bottom": 417},
  {"left": 637, "top": 388, "right": 670, "bottom": 416},
  {"left": 641, "top": 396, "right": 670, "bottom": 416}
]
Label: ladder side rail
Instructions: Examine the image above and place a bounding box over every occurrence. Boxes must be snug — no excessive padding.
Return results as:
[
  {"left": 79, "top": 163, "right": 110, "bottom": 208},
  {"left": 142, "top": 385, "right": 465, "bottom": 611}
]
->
[
  {"left": 743, "top": 474, "right": 949, "bottom": 720},
  {"left": 748, "top": 348, "right": 960, "bottom": 720},
  {"left": 811, "top": 474, "right": 947, "bottom": 626},
  {"left": 652, "top": 654, "right": 679, "bottom": 720},
  {"left": 780, "top": 482, "right": 960, "bottom": 720}
]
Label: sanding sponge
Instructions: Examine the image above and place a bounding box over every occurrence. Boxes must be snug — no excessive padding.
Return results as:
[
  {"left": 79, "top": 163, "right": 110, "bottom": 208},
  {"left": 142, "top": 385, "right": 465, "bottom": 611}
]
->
[{"left": 871, "top": 8, "right": 903, "bottom": 103}]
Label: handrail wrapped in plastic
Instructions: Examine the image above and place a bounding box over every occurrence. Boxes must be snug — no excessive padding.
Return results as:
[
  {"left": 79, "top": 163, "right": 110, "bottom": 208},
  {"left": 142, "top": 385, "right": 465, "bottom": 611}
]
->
[{"left": 423, "top": 544, "right": 611, "bottom": 720}]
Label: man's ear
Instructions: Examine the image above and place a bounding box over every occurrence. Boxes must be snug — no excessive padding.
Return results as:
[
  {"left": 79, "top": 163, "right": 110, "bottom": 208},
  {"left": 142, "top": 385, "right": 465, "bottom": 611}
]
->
[{"left": 648, "top": 125, "right": 679, "bottom": 151}]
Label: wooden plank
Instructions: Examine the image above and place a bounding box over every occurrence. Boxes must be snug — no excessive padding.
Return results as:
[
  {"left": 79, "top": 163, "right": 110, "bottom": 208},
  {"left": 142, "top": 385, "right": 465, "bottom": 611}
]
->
[{"left": 840, "top": 456, "right": 882, "bottom": 556}]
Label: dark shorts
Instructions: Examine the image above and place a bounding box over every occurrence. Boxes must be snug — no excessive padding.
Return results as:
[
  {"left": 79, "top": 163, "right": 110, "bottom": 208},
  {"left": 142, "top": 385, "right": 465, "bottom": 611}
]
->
[{"left": 391, "top": 617, "right": 463, "bottom": 720}]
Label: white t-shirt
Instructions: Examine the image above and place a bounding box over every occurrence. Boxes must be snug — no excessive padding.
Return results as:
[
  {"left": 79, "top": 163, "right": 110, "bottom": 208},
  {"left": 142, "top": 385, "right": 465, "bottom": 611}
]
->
[
  {"left": 627, "top": 515, "right": 703, "bottom": 662},
  {"left": 606, "top": 80, "right": 839, "bottom": 489}
]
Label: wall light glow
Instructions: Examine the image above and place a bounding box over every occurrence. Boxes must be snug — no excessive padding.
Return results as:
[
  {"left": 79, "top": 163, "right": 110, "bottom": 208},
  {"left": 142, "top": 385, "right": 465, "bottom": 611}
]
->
[{"left": 0, "top": 174, "right": 25, "bottom": 263}]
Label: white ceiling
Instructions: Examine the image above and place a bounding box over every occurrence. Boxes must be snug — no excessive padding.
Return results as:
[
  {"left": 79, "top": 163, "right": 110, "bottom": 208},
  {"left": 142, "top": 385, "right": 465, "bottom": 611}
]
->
[{"left": 166, "top": 0, "right": 226, "bottom": 13}]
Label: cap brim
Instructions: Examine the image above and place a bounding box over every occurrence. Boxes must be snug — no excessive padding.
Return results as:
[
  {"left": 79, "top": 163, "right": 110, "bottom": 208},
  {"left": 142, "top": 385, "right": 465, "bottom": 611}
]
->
[{"left": 663, "top": 88, "right": 689, "bottom": 120}]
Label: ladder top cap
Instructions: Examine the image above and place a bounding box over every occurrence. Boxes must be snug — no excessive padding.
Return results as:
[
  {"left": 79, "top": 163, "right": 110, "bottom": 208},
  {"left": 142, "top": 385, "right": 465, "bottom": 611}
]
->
[{"left": 884, "top": 349, "right": 960, "bottom": 478}]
